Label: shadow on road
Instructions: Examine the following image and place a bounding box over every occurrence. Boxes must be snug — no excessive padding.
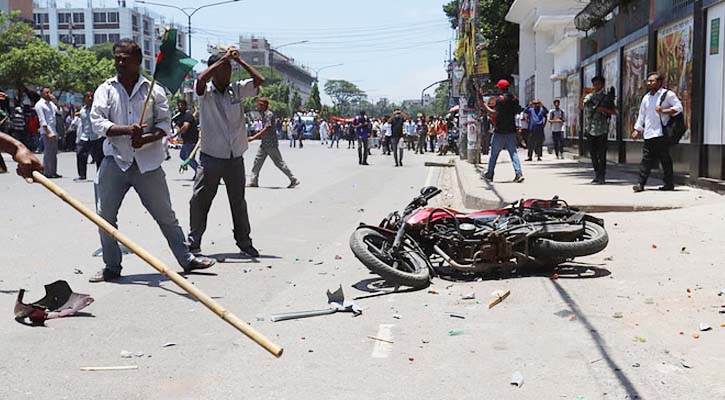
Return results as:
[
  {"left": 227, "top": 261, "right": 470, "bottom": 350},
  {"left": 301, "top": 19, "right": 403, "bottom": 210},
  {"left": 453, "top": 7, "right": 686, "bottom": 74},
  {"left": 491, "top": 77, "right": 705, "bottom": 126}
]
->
[
  {"left": 550, "top": 279, "right": 642, "bottom": 399},
  {"left": 207, "top": 253, "right": 282, "bottom": 264},
  {"left": 436, "top": 262, "right": 611, "bottom": 283}
]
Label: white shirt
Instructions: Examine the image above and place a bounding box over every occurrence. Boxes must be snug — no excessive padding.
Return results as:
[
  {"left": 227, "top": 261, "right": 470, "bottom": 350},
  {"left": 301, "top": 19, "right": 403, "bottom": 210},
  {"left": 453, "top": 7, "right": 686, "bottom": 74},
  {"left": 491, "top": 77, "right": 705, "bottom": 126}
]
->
[
  {"left": 91, "top": 75, "right": 171, "bottom": 173},
  {"left": 383, "top": 122, "right": 392, "bottom": 137},
  {"left": 319, "top": 121, "right": 329, "bottom": 135},
  {"left": 196, "top": 79, "right": 258, "bottom": 159},
  {"left": 76, "top": 106, "right": 99, "bottom": 142},
  {"left": 634, "top": 87, "right": 684, "bottom": 140},
  {"left": 404, "top": 121, "right": 415, "bottom": 135},
  {"left": 34, "top": 98, "right": 59, "bottom": 136}
]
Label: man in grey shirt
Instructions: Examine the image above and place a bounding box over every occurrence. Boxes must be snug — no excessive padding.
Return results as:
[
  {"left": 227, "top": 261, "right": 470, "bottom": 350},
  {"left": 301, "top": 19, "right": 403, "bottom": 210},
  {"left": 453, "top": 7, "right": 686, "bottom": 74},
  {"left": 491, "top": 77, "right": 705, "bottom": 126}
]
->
[
  {"left": 34, "top": 87, "right": 62, "bottom": 178},
  {"left": 248, "top": 97, "right": 299, "bottom": 188},
  {"left": 189, "top": 46, "right": 265, "bottom": 258},
  {"left": 90, "top": 38, "right": 215, "bottom": 282}
]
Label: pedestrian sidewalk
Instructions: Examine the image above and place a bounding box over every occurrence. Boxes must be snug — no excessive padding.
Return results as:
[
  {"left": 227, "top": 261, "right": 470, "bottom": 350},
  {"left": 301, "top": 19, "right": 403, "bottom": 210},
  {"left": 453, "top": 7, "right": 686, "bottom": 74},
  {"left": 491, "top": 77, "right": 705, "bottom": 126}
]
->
[{"left": 454, "top": 152, "right": 724, "bottom": 212}]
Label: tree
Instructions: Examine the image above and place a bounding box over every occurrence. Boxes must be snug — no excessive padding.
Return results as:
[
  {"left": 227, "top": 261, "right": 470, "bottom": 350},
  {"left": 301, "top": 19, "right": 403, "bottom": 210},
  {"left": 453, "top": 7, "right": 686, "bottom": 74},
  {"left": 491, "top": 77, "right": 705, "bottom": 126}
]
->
[
  {"left": 0, "top": 40, "right": 62, "bottom": 96},
  {"left": 323, "top": 79, "right": 365, "bottom": 116},
  {"left": 0, "top": 11, "right": 37, "bottom": 54},
  {"left": 53, "top": 44, "right": 115, "bottom": 96},
  {"left": 89, "top": 42, "right": 115, "bottom": 60},
  {"left": 290, "top": 90, "right": 302, "bottom": 113},
  {"left": 304, "top": 81, "right": 322, "bottom": 111},
  {"left": 443, "top": 0, "right": 519, "bottom": 82}
]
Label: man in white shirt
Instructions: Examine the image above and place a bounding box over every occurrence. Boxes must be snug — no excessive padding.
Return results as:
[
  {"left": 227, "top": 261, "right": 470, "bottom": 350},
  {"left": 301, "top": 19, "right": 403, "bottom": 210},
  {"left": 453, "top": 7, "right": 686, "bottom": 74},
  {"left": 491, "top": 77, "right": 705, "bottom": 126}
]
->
[
  {"left": 90, "top": 38, "right": 215, "bottom": 282},
  {"left": 34, "top": 87, "right": 62, "bottom": 178},
  {"left": 189, "top": 47, "right": 265, "bottom": 258},
  {"left": 631, "top": 72, "right": 683, "bottom": 192},
  {"left": 319, "top": 118, "right": 329, "bottom": 145},
  {"left": 74, "top": 91, "right": 105, "bottom": 181}
]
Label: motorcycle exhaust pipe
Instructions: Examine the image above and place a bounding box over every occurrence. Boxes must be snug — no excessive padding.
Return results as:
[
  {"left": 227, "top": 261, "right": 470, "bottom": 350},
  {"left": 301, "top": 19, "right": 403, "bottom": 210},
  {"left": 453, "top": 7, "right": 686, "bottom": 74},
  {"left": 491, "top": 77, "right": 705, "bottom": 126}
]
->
[{"left": 433, "top": 245, "right": 478, "bottom": 270}]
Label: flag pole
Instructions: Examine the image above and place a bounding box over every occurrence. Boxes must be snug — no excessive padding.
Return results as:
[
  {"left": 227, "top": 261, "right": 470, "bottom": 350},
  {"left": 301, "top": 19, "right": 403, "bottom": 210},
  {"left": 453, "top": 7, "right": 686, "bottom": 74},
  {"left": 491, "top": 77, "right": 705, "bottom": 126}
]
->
[{"left": 139, "top": 78, "right": 156, "bottom": 125}]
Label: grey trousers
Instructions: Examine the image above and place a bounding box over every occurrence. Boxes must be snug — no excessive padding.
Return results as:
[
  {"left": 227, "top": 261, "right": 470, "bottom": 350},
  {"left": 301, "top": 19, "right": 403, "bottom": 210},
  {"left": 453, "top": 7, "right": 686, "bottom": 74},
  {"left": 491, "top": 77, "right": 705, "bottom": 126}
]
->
[
  {"left": 250, "top": 144, "right": 295, "bottom": 184},
  {"left": 96, "top": 157, "right": 193, "bottom": 273},
  {"left": 189, "top": 153, "right": 252, "bottom": 249},
  {"left": 42, "top": 135, "right": 58, "bottom": 176},
  {"left": 391, "top": 137, "right": 404, "bottom": 165}
]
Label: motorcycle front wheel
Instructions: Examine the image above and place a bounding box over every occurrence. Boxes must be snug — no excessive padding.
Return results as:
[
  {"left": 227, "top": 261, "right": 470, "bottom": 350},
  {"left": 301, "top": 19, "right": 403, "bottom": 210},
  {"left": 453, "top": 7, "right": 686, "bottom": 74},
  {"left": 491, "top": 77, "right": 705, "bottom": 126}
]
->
[{"left": 349, "top": 227, "right": 431, "bottom": 289}]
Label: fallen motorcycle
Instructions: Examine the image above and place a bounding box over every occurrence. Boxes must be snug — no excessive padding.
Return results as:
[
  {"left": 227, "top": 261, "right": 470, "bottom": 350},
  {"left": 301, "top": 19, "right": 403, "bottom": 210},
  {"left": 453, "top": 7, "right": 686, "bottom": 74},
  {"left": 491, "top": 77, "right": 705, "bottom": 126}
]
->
[{"left": 350, "top": 187, "right": 609, "bottom": 288}]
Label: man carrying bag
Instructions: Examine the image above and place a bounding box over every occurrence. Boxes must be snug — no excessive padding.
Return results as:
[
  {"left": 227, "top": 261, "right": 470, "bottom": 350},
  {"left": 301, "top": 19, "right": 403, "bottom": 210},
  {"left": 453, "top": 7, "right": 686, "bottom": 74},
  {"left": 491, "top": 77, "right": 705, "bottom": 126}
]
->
[{"left": 631, "top": 72, "right": 684, "bottom": 192}]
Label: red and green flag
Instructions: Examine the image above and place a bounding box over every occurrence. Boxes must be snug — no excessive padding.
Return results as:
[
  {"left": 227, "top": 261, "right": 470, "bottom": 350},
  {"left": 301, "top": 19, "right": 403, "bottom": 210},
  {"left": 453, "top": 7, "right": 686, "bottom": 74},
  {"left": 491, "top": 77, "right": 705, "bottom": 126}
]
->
[{"left": 153, "top": 29, "right": 197, "bottom": 94}]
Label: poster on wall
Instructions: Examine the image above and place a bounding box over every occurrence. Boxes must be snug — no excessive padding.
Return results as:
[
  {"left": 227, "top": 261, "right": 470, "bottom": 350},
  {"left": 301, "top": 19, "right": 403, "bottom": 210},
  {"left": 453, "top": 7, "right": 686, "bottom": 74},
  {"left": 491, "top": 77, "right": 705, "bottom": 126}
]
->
[
  {"left": 602, "top": 52, "right": 619, "bottom": 141},
  {"left": 581, "top": 63, "right": 597, "bottom": 137},
  {"left": 623, "top": 38, "right": 648, "bottom": 142},
  {"left": 566, "top": 74, "right": 580, "bottom": 139},
  {"left": 657, "top": 16, "right": 693, "bottom": 143}
]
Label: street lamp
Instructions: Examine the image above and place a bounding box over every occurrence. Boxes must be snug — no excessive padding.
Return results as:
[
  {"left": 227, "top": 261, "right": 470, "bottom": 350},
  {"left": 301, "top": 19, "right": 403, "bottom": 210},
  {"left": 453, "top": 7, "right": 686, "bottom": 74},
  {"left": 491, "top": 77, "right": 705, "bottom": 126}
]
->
[
  {"left": 421, "top": 79, "right": 448, "bottom": 105},
  {"left": 269, "top": 40, "right": 309, "bottom": 69},
  {"left": 312, "top": 63, "right": 343, "bottom": 81},
  {"left": 136, "top": 0, "right": 242, "bottom": 57}
]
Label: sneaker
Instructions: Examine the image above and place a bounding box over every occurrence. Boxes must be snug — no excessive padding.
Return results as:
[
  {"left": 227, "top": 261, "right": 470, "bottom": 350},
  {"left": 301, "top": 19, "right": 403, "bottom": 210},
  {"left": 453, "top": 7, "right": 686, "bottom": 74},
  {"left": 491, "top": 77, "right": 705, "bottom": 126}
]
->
[
  {"left": 74, "top": 177, "right": 87, "bottom": 182},
  {"left": 658, "top": 185, "right": 675, "bottom": 191},
  {"left": 248, "top": 181, "right": 258, "bottom": 188},
  {"left": 238, "top": 244, "right": 260, "bottom": 258},
  {"left": 513, "top": 174, "right": 525, "bottom": 183},
  {"left": 184, "top": 256, "right": 216, "bottom": 273},
  {"left": 482, "top": 174, "right": 493, "bottom": 182},
  {"left": 288, "top": 178, "right": 300, "bottom": 188},
  {"left": 632, "top": 185, "right": 645, "bottom": 193},
  {"left": 525, "top": 158, "right": 533, "bottom": 162},
  {"left": 88, "top": 269, "right": 121, "bottom": 283}
]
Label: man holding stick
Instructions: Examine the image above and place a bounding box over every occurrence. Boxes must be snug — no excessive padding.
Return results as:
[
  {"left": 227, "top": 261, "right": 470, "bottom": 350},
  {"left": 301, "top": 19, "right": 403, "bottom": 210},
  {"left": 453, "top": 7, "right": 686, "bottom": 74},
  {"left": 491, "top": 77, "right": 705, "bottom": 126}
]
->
[
  {"left": 188, "top": 46, "right": 265, "bottom": 257},
  {"left": 89, "top": 38, "right": 215, "bottom": 283}
]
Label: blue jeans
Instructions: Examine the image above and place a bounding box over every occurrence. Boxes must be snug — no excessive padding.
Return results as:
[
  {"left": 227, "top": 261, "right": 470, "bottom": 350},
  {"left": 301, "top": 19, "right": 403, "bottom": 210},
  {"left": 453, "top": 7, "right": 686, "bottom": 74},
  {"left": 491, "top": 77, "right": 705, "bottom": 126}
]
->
[
  {"left": 179, "top": 141, "right": 199, "bottom": 172},
  {"left": 486, "top": 132, "right": 522, "bottom": 178},
  {"left": 96, "top": 157, "right": 193, "bottom": 273}
]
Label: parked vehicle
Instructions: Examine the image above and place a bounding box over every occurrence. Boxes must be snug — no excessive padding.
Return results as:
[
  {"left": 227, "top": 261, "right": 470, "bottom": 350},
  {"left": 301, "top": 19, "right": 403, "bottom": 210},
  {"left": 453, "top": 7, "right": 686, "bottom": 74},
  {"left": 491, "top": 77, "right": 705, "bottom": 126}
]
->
[{"left": 350, "top": 187, "right": 609, "bottom": 288}]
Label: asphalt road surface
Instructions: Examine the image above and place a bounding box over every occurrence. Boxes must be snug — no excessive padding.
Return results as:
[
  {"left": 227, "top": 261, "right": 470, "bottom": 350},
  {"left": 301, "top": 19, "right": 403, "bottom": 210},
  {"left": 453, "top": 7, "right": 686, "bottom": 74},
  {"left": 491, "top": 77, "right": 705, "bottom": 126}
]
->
[{"left": 1, "top": 142, "right": 724, "bottom": 399}]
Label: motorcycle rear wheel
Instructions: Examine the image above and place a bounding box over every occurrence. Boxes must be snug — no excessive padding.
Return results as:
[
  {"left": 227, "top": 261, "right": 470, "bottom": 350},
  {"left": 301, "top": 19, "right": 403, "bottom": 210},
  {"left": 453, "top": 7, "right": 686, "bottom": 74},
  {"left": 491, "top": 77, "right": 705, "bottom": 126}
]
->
[
  {"left": 529, "top": 217, "right": 608, "bottom": 258},
  {"left": 350, "top": 228, "right": 431, "bottom": 289}
]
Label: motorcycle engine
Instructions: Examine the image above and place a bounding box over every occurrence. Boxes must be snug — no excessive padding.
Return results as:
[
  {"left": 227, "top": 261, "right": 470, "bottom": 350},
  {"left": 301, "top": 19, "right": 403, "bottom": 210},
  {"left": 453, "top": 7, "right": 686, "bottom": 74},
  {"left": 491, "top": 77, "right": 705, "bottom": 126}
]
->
[{"left": 458, "top": 223, "right": 477, "bottom": 237}]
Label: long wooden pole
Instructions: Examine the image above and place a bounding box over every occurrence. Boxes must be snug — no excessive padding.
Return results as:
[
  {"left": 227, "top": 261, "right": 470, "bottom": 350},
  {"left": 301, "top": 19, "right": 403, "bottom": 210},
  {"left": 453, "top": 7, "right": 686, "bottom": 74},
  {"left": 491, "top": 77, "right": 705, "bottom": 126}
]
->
[
  {"left": 139, "top": 78, "right": 156, "bottom": 126},
  {"left": 31, "top": 171, "right": 283, "bottom": 358}
]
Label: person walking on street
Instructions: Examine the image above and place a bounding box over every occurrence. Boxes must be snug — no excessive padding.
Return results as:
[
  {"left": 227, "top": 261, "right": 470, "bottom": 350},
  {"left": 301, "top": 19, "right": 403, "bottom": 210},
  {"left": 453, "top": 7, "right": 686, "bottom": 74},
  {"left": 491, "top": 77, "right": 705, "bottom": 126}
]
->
[
  {"left": 353, "top": 110, "right": 371, "bottom": 165},
  {"left": 416, "top": 117, "right": 427, "bottom": 154},
  {"left": 74, "top": 91, "right": 105, "bottom": 181},
  {"left": 481, "top": 79, "right": 524, "bottom": 183},
  {"left": 404, "top": 117, "right": 415, "bottom": 150},
  {"left": 330, "top": 122, "right": 342, "bottom": 148},
  {"left": 388, "top": 108, "right": 409, "bottom": 166},
  {"left": 10, "top": 106, "right": 28, "bottom": 149},
  {"left": 89, "top": 38, "right": 215, "bottom": 282},
  {"left": 381, "top": 117, "right": 392, "bottom": 155},
  {"left": 249, "top": 98, "right": 300, "bottom": 188},
  {"left": 289, "top": 119, "right": 297, "bottom": 147},
  {"left": 294, "top": 117, "right": 305, "bottom": 148},
  {"left": 34, "top": 87, "right": 62, "bottom": 178},
  {"left": 632, "top": 72, "right": 683, "bottom": 192},
  {"left": 319, "top": 118, "right": 329, "bottom": 145},
  {"left": 346, "top": 123, "right": 355, "bottom": 149},
  {"left": 524, "top": 99, "right": 547, "bottom": 161},
  {"left": 188, "top": 46, "right": 265, "bottom": 258},
  {"left": 171, "top": 99, "right": 199, "bottom": 179},
  {"left": 583, "top": 75, "right": 616, "bottom": 184},
  {"left": 548, "top": 99, "right": 566, "bottom": 159}
]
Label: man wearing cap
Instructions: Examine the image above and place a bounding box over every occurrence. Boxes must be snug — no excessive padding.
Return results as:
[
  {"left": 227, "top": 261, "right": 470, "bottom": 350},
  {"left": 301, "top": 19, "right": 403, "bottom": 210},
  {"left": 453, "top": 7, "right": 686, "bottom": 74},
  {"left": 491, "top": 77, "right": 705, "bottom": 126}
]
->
[
  {"left": 248, "top": 97, "right": 300, "bottom": 188},
  {"left": 189, "top": 46, "right": 265, "bottom": 258},
  {"left": 481, "top": 79, "right": 524, "bottom": 183}
]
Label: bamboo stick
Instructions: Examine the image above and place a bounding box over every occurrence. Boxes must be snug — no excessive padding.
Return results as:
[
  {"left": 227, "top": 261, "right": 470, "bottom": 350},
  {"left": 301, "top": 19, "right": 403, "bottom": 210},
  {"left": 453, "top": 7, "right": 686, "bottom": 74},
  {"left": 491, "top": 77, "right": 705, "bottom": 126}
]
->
[
  {"left": 32, "top": 171, "right": 283, "bottom": 358},
  {"left": 139, "top": 78, "right": 156, "bottom": 126}
]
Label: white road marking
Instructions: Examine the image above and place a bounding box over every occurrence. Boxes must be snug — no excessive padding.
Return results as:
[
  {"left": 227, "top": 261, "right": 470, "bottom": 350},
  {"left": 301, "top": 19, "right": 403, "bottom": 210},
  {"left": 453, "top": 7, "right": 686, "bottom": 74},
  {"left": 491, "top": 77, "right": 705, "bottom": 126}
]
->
[{"left": 371, "top": 324, "right": 395, "bottom": 358}]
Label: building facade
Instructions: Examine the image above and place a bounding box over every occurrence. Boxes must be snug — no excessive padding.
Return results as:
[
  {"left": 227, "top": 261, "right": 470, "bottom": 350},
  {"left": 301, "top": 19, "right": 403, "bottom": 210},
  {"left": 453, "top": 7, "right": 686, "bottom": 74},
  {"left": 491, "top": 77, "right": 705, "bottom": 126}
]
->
[
  {"left": 31, "top": 2, "right": 186, "bottom": 74},
  {"left": 508, "top": 0, "right": 725, "bottom": 185},
  {"left": 237, "top": 36, "right": 315, "bottom": 103}
]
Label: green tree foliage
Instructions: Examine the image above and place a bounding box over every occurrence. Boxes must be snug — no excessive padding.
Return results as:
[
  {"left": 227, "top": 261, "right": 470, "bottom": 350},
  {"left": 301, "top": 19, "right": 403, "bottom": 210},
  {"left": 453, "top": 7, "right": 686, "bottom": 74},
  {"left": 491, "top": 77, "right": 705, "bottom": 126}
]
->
[
  {"left": 0, "top": 11, "right": 114, "bottom": 101},
  {"left": 290, "top": 90, "right": 302, "bottom": 113},
  {"left": 89, "top": 42, "right": 115, "bottom": 60},
  {"left": 304, "top": 81, "right": 322, "bottom": 111},
  {"left": 323, "top": 79, "right": 365, "bottom": 116},
  {"left": 443, "top": 0, "right": 518, "bottom": 82}
]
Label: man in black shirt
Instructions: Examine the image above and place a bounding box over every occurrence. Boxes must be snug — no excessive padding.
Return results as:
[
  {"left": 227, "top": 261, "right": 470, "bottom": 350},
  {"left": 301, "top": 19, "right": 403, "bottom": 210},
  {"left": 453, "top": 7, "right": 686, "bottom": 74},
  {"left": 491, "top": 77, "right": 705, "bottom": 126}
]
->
[
  {"left": 388, "top": 108, "right": 409, "bottom": 166},
  {"left": 481, "top": 79, "right": 524, "bottom": 183},
  {"left": 172, "top": 99, "right": 199, "bottom": 177}
]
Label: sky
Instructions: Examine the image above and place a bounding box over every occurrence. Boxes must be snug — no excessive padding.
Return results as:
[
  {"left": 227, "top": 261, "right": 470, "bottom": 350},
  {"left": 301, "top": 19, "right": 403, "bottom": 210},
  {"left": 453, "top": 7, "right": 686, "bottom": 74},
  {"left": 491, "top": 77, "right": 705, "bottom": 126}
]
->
[{"left": 127, "top": 0, "right": 456, "bottom": 104}]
